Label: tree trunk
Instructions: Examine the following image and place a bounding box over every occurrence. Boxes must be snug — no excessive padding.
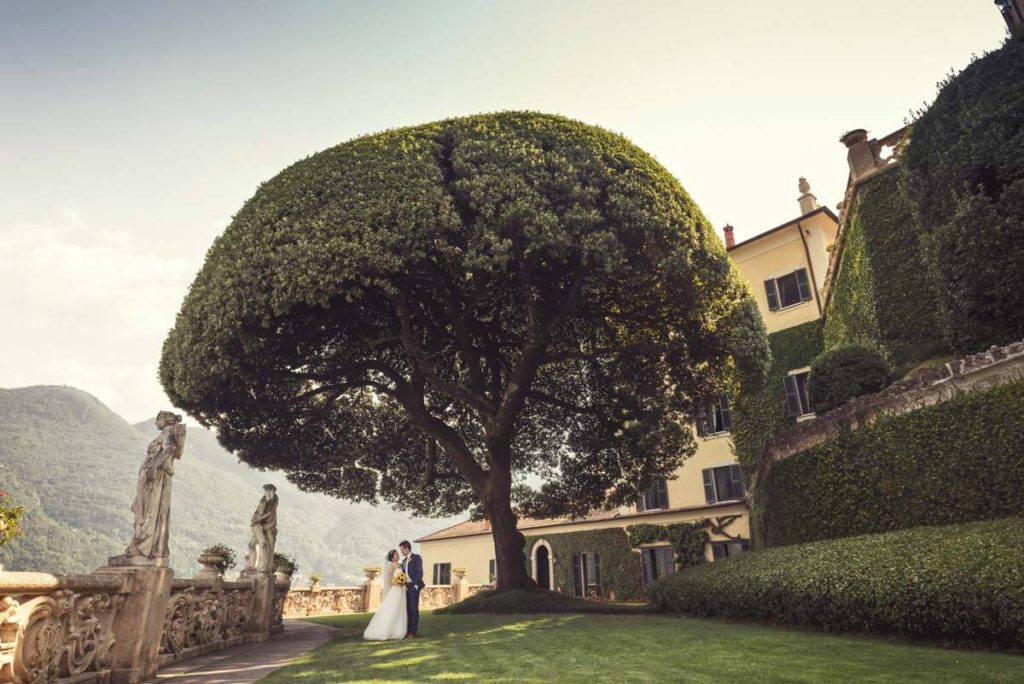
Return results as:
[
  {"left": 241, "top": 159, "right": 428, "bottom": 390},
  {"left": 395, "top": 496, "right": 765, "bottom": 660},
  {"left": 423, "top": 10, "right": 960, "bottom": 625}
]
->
[{"left": 486, "top": 461, "right": 536, "bottom": 593}]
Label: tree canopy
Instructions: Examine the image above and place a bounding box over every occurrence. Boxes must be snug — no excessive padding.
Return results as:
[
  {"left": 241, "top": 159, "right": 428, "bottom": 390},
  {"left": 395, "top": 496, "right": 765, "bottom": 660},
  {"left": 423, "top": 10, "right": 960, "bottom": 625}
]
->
[{"left": 160, "top": 112, "right": 768, "bottom": 589}]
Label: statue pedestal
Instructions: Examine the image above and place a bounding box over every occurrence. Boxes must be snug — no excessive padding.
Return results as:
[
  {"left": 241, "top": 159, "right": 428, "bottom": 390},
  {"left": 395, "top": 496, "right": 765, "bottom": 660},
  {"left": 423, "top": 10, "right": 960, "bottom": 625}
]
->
[
  {"left": 245, "top": 571, "right": 276, "bottom": 643},
  {"left": 95, "top": 564, "right": 174, "bottom": 684}
]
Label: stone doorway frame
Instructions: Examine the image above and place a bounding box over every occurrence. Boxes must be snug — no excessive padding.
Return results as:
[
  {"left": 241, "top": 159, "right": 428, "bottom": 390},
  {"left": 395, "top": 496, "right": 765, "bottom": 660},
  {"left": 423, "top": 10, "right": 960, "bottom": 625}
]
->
[{"left": 530, "top": 539, "right": 555, "bottom": 590}]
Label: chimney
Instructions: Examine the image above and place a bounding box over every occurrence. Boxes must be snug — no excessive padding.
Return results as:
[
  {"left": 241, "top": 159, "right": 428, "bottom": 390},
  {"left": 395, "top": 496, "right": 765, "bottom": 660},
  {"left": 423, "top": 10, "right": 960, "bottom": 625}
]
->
[
  {"left": 996, "top": 0, "right": 1024, "bottom": 31},
  {"left": 797, "top": 177, "right": 820, "bottom": 215},
  {"left": 723, "top": 224, "right": 735, "bottom": 249},
  {"left": 841, "top": 128, "right": 879, "bottom": 181}
]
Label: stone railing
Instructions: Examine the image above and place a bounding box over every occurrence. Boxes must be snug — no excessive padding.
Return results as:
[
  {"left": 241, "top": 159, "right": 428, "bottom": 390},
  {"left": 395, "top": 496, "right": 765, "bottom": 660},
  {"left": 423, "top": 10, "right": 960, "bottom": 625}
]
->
[
  {"left": 281, "top": 576, "right": 494, "bottom": 619},
  {"left": 282, "top": 586, "right": 366, "bottom": 617},
  {"left": 0, "top": 571, "right": 128, "bottom": 684},
  {"left": 757, "top": 339, "right": 1024, "bottom": 482},
  {"left": 157, "top": 578, "right": 256, "bottom": 666}
]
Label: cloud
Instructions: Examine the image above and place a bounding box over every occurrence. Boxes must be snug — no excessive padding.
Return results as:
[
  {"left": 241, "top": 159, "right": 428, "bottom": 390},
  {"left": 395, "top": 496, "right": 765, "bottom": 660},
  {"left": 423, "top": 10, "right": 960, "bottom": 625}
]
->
[{"left": 0, "top": 209, "right": 200, "bottom": 420}]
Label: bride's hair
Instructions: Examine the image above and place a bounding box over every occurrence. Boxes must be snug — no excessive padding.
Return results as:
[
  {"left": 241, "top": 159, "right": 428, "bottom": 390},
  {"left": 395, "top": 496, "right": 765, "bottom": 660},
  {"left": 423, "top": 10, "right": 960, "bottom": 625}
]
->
[{"left": 386, "top": 549, "right": 398, "bottom": 563}]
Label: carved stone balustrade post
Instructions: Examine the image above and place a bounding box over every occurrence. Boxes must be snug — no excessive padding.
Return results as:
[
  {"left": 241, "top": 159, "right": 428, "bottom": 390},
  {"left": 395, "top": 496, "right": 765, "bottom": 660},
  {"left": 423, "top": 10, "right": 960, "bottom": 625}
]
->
[{"left": 362, "top": 568, "right": 382, "bottom": 613}]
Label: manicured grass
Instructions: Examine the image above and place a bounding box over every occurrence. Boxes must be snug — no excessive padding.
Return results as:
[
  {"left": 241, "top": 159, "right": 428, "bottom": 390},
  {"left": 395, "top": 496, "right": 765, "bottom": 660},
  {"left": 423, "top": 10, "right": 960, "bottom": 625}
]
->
[{"left": 263, "top": 612, "right": 1023, "bottom": 683}]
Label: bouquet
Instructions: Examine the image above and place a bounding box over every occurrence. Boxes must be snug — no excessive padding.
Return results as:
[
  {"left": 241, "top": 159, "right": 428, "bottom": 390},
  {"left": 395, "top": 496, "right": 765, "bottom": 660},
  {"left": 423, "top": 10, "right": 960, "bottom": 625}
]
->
[{"left": 392, "top": 571, "right": 408, "bottom": 587}]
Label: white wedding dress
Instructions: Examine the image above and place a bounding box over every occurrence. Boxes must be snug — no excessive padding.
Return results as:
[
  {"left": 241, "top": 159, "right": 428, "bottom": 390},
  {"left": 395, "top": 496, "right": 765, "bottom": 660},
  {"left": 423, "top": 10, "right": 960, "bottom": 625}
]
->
[{"left": 363, "top": 561, "right": 408, "bottom": 641}]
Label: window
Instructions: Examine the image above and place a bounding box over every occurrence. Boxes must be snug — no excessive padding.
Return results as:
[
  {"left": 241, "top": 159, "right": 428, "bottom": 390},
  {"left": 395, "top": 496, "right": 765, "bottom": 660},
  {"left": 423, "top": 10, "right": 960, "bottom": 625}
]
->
[
  {"left": 488, "top": 559, "right": 496, "bottom": 584},
  {"left": 711, "top": 539, "right": 750, "bottom": 560},
  {"left": 703, "top": 464, "right": 746, "bottom": 504},
  {"left": 637, "top": 478, "right": 669, "bottom": 511},
  {"left": 432, "top": 562, "right": 451, "bottom": 585},
  {"left": 571, "top": 552, "right": 601, "bottom": 597},
  {"left": 764, "top": 268, "right": 812, "bottom": 311},
  {"left": 784, "top": 370, "right": 813, "bottom": 417},
  {"left": 697, "top": 394, "right": 732, "bottom": 436},
  {"left": 641, "top": 546, "right": 676, "bottom": 584}
]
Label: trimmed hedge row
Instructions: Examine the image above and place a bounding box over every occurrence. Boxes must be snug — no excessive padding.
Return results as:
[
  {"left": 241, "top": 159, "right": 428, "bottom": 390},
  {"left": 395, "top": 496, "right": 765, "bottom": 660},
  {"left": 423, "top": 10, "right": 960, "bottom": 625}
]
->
[
  {"left": 759, "top": 378, "right": 1024, "bottom": 547},
  {"left": 823, "top": 171, "right": 946, "bottom": 368},
  {"left": 523, "top": 528, "right": 644, "bottom": 601},
  {"left": 731, "top": 319, "right": 823, "bottom": 479},
  {"left": 648, "top": 516, "right": 1024, "bottom": 648},
  {"left": 807, "top": 345, "right": 891, "bottom": 414},
  {"left": 903, "top": 32, "right": 1024, "bottom": 352}
]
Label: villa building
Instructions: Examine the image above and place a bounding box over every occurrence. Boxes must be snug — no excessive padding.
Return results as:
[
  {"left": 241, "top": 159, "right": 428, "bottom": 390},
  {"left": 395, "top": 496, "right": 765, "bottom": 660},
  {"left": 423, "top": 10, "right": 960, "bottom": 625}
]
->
[{"left": 417, "top": 182, "right": 840, "bottom": 596}]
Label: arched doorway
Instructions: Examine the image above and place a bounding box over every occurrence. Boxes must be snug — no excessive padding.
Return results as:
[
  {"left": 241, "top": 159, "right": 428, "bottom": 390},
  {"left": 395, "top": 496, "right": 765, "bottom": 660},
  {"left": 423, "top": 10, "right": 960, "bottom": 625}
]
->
[{"left": 531, "top": 539, "right": 553, "bottom": 590}]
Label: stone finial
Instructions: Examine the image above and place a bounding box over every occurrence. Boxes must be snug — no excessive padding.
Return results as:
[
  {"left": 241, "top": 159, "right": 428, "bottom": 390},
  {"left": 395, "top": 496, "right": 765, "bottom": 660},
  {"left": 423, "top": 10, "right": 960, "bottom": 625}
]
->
[
  {"left": 797, "top": 177, "right": 820, "bottom": 215},
  {"left": 723, "top": 224, "right": 736, "bottom": 249}
]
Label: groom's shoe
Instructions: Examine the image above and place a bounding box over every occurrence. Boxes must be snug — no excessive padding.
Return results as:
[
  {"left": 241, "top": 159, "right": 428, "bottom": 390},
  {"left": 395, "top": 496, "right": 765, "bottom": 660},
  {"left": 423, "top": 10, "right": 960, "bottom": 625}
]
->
[{"left": 404, "top": 632, "right": 417, "bottom": 639}]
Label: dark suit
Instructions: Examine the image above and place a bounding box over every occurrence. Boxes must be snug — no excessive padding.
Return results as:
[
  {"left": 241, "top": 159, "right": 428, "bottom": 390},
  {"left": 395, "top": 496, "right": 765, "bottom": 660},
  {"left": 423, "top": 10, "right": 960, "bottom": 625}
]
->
[{"left": 402, "top": 552, "right": 426, "bottom": 635}]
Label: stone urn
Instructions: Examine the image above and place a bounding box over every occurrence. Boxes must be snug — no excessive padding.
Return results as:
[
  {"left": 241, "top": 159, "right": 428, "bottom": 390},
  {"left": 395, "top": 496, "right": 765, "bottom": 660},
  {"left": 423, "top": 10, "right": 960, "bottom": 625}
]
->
[
  {"left": 197, "top": 551, "right": 228, "bottom": 579},
  {"left": 363, "top": 566, "right": 381, "bottom": 583},
  {"left": 310, "top": 576, "right": 322, "bottom": 591},
  {"left": 452, "top": 568, "right": 467, "bottom": 582},
  {"left": 274, "top": 568, "right": 294, "bottom": 583},
  {"left": 840, "top": 128, "right": 868, "bottom": 148}
]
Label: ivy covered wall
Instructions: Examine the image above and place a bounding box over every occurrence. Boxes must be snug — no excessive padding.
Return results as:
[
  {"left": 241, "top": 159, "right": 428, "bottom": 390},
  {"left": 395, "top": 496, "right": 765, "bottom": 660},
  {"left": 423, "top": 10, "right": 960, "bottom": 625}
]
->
[
  {"left": 823, "top": 171, "right": 946, "bottom": 369},
  {"left": 758, "top": 378, "right": 1024, "bottom": 547},
  {"left": 731, "top": 319, "right": 824, "bottom": 479},
  {"left": 523, "top": 528, "right": 644, "bottom": 601}
]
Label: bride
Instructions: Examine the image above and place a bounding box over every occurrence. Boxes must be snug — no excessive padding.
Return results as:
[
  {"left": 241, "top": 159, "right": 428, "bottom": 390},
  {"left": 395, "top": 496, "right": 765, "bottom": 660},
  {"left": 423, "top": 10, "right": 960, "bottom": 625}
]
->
[{"left": 363, "top": 549, "right": 408, "bottom": 641}]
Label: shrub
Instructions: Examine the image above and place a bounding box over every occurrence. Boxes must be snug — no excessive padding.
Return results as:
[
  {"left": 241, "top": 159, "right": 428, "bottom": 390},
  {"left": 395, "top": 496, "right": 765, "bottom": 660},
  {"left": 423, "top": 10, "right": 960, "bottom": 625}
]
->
[
  {"left": 903, "top": 32, "right": 1024, "bottom": 352},
  {"left": 807, "top": 345, "right": 891, "bottom": 413},
  {"left": 435, "top": 589, "right": 647, "bottom": 615},
  {"left": 201, "top": 543, "right": 236, "bottom": 575},
  {"left": 274, "top": 552, "right": 298, "bottom": 574},
  {"left": 0, "top": 490, "right": 23, "bottom": 548},
  {"left": 648, "top": 516, "right": 1024, "bottom": 649}
]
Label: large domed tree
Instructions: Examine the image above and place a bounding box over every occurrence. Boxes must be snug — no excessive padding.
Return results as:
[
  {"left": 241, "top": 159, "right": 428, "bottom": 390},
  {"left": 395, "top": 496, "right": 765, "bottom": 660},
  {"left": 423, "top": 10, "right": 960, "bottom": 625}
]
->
[{"left": 160, "top": 112, "right": 769, "bottom": 591}]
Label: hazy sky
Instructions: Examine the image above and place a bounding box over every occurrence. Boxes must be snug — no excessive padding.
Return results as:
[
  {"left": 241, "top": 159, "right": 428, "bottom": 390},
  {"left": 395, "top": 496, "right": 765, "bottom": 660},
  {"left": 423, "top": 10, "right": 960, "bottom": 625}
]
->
[{"left": 0, "top": 1, "right": 1007, "bottom": 421}]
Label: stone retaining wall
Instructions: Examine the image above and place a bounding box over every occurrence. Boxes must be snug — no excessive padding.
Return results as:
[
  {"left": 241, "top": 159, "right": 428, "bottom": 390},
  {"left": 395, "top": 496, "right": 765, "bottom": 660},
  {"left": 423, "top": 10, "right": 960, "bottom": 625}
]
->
[
  {"left": 281, "top": 579, "right": 493, "bottom": 619},
  {"left": 757, "top": 339, "right": 1024, "bottom": 482}
]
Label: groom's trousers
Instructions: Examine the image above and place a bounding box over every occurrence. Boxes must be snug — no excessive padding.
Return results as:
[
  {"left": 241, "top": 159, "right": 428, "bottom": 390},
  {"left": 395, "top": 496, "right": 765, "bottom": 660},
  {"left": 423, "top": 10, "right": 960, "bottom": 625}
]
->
[{"left": 406, "top": 586, "right": 421, "bottom": 634}]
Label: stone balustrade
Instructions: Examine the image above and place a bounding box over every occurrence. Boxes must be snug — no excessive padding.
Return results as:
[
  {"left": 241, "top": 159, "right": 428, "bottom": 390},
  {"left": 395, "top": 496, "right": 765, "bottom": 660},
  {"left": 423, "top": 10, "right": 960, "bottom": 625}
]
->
[
  {"left": 0, "top": 571, "right": 129, "bottom": 684},
  {"left": 158, "top": 578, "right": 256, "bottom": 665},
  {"left": 281, "top": 579, "right": 494, "bottom": 619}
]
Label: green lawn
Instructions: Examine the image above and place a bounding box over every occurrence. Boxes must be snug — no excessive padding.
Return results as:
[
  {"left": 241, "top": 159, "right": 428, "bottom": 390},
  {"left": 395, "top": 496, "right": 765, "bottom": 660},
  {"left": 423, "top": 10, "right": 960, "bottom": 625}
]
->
[{"left": 263, "top": 612, "right": 1023, "bottom": 683}]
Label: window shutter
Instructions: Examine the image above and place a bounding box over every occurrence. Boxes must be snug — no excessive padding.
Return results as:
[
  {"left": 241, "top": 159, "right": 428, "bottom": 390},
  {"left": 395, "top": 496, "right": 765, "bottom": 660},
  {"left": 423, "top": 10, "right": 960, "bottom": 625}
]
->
[
  {"left": 764, "top": 279, "right": 780, "bottom": 310},
  {"left": 432, "top": 564, "right": 439, "bottom": 585},
  {"left": 695, "top": 411, "right": 707, "bottom": 438},
  {"left": 795, "top": 268, "right": 812, "bottom": 302},
  {"left": 593, "top": 553, "right": 602, "bottom": 596},
  {"left": 730, "top": 464, "right": 746, "bottom": 498},
  {"left": 702, "top": 468, "right": 716, "bottom": 503},
  {"left": 642, "top": 550, "right": 654, "bottom": 583},
  {"left": 783, "top": 375, "right": 801, "bottom": 417},
  {"left": 636, "top": 492, "right": 646, "bottom": 512},
  {"left": 657, "top": 479, "right": 669, "bottom": 509},
  {"left": 572, "top": 553, "right": 582, "bottom": 597},
  {"left": 720, "top": 395, "right": 732, "bottom": 431}
]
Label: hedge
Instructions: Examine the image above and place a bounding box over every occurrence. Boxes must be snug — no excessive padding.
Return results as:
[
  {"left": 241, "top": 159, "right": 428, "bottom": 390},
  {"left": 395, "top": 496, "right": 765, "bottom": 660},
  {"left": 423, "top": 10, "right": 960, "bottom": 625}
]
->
[
  {"left": 731, "top": 319, "right": 823, "bottom": 479},
  {"left": 807, "top": 345, "right": 891, "bottom": 414},
  {"left": 759, "top": 378, "right": 1024, "bottom": 547},
  {"left": 902, "top": 32, "right": 1024, "bottom": 352},
  {"left": 523, "top": 528, "right": 644, "bottom": 601},
  {"left": 823, "top": 171, "right": 946, "bottom": 368},
  {"left": 648, "top": 516, "right": 1024, "bottom": 649}
]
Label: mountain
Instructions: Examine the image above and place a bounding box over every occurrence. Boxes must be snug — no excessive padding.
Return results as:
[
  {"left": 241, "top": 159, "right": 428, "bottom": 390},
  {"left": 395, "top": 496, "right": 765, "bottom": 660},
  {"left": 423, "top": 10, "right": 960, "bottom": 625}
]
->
[{"left": 0, "top": 386, "right": 457, "bottom": 584}]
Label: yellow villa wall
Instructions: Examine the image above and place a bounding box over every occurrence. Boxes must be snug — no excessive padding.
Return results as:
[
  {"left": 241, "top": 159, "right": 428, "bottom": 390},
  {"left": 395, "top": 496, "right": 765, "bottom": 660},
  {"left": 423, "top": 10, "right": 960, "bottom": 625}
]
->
[{"left": 729, "top": 210, "right": 836, "bottom": 334}]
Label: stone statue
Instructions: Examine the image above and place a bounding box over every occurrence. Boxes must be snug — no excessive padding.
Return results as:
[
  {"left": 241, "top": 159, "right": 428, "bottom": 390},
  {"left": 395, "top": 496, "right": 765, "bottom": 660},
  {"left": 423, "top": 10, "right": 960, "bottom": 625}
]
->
[
  {"left": 110, "top": 411, "right": 186, "bottom": 567},
  {"left": 242, "top": 484, "right": 278, "bottom": 575}
]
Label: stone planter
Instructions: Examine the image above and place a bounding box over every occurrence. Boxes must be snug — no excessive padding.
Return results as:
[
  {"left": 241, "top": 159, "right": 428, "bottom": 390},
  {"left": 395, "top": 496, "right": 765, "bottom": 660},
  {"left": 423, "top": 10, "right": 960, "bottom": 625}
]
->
[
  {"left": 452, "top": 569, "right": 467, "bottom": 582},
  {"left": 275, "top": 569, "right": 294, "bottom": 583},
  {"left": 196, "top": 552, "right": 228, "bottom": 579}
]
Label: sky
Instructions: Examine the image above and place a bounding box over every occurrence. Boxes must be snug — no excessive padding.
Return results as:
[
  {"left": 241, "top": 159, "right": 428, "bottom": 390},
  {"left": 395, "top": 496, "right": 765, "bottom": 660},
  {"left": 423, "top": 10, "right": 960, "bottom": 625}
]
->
[{"left": 0, "top": 0, "right": 1008, "bottom": 422}]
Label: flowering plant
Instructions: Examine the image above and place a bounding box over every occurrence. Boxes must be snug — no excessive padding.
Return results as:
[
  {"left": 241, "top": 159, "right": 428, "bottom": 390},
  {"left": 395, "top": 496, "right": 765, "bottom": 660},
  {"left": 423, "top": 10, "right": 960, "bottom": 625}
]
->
[
  {"left": 0, "top": 491, "right": 24, "bottom": 548},
  {"left": 392, "top": 571, "right": 408, "bottom": 587}
]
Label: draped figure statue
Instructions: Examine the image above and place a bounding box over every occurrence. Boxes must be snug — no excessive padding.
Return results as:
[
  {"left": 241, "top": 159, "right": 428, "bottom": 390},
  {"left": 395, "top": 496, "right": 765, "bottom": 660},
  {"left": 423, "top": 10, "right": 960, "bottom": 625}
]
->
[
  {"left": 242, "top": 484, "right": 279, "bottom": 575},
  {"left": 110, "top": 411, "right": 186, "bottom": 566}
]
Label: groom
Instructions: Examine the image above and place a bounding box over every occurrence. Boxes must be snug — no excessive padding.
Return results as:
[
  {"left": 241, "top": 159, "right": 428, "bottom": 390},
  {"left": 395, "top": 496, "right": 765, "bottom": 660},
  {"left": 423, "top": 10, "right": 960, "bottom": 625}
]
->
[{"left": 399, "top": 540, "right": 425, "bottom": 638}]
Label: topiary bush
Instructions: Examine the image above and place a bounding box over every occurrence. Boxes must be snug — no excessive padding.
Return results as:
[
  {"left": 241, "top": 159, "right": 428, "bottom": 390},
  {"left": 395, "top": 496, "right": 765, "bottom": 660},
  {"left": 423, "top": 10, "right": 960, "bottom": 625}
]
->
[
  {"left": 760, "top": 378, "right": 1024, "bottom": 547},
  {"left": 807, "top": 345, "right": 891, "bottom": 414},
  {"left": 647, "top": 516, "right": 1024, "bottom": 649},
  {"left": 903, "top": 32, "right": 1024, "bottom": 352}
]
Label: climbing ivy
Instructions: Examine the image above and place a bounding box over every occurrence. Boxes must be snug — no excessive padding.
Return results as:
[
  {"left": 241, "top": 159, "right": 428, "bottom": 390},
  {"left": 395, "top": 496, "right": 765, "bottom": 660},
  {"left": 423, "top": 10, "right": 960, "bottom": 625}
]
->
[
  {"left": 731, "top": 319, "right": 824, "bottom": 480},
  {"left": 823, "top": 170, "right": 946, "bottom": 369},
  {"left": 759, "top": 379, "right": 1024, "bottom": 547},
  {"left": 626, "top": 521, "right": 709, "bottom": 569},
  {"left": 522, "top": 528, "right": 644, "bottom": 601}
]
